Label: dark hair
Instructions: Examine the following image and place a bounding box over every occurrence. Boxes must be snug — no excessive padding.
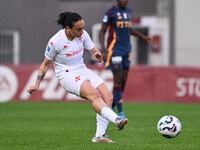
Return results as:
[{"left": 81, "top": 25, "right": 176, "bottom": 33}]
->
[{"left": 57, "top": 12, "right": 82, "bottom": 29}]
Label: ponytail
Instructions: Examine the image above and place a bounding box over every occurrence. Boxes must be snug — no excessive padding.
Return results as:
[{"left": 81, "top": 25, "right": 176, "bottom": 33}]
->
[{"left": 57, "top": 11, "right": 82, "bottom": 29}]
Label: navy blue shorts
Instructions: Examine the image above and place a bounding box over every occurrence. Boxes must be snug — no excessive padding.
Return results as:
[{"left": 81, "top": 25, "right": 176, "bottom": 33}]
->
[{"left": 105, "top": 52, "right": 131, "bottom": 71}]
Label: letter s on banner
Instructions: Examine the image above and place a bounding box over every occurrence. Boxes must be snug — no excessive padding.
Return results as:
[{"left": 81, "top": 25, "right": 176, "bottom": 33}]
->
[{"left": 176, "top": 78, "right": 187, "bottom": 97}]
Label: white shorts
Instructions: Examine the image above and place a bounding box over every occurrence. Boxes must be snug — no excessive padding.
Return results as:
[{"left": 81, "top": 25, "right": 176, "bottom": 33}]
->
[{"left": 59, "top": 67, "right": 104, "bottom": 97}]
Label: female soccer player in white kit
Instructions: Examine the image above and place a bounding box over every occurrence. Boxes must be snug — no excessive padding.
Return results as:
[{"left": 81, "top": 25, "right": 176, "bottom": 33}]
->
[{"left": 26, "top": 12, "right": 128, "bottom": 142}]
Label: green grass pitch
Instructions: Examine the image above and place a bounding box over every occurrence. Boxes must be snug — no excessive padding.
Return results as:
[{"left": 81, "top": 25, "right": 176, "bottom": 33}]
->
[{"left": 0, "top": 102, "right": 199, "bottom": 150}]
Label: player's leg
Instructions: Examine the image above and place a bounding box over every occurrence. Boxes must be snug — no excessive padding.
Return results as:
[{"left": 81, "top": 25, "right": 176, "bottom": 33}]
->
[
  {"left": 78, "top": 69, "right": 116, "bottom": 142},
  {"left": 60, "top": 71, "right": 116, "bottom": 119},
  {"left": 93, "top": 83, "right": 112, "bottom": 140},
  {"left": 106, "top": 54, "right": 125, "bottom": 117},
  {"left": 59, "top": 70, "right": 127, "bottom": 143},
  {"left": 82, "top": 69, "right": 121, "bottom": 142},
  {"left": 96, "top": 83, "right": 113, "bottom": 107},
  {"left": 115, "top": 53, "right": 131, "bottom": 116},
  {"left": 112, "top": 98, "right": 116, "bottom": 112},
  {"left": 122, "top": 69, "right": 129, "bottom": 92},
  {"left": 80, "top": 80, "right": 128, "bottom": 131},
  {"left": 80, "top": 80, "right": 116, "bottom": 121},
  {"left": 122, "top": 52, "right": 131, "bottom": 92},
  {"left": 112, "top": 70, "right": 124, "bottom": 117}
]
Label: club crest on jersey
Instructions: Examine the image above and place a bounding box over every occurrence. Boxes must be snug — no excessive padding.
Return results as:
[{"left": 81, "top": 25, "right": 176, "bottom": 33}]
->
[
  {"left": 75, "top": 76, "right": 81, "bottom": 82},
  {"left": 117, "top": 12, "right": 122, "bottom": 20}
]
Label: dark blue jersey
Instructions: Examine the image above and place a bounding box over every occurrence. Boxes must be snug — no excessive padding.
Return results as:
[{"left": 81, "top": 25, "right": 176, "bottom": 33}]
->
[{"left": 102, "top": 5, "right": 132, "bottom": 56}]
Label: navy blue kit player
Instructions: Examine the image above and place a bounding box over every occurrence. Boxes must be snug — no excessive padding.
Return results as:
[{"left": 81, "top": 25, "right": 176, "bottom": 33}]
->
[{"left": 100, "top": 0, "right": 151, "bottom": 117}]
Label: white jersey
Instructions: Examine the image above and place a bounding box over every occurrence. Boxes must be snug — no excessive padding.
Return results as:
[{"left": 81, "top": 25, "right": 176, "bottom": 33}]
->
[{"left": 45, "top": 29, "right": 94, "bottom": 80}]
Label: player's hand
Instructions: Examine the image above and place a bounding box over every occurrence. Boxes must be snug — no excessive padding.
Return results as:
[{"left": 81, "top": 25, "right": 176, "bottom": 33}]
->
[
  {"left": 93, "top": 51, "right": 103, "bottom": 63},
  {"left": 27, "top": 85, "right": 39, "bottom": 94},
  {"left": 144, "top": 36, "right": 152, "bottom": 43},
  {"left": 102, "top": 51, "right": 107, "bottom": 62}
]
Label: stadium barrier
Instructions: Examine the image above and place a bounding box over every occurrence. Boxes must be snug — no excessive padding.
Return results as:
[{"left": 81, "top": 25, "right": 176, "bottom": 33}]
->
[{"left": 0, "top": 64, "right": 200, "bottom": 103}]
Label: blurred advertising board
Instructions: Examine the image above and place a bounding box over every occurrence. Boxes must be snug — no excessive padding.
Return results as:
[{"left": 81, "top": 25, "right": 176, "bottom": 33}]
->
[{"left": 0, "top": 65, "right": 200, "bottom": 103}]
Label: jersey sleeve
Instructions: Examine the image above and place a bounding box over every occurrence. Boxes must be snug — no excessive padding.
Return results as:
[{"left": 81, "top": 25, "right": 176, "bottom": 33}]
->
[
  {"left": 44, "top": 40, "right": 57, "bottom": 60},
  {"left": 102, "top": 7, "right": 113, "bottom": 25},
  {"left": 102, "top": 14, "right": 110, "bottom": 25},
  {"left": 82, "top": 30, "right": 94, "bottom": 50}
]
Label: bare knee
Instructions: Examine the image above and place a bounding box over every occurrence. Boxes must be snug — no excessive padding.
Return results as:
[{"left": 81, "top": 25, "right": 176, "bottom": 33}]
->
[
  {"left": 80, "top": 80, "right": 101, "bottom": 101},
  {"left": 96, "top": 83, "right": 113, "bottom": 107},
  {"left": 82, "top": 88, "right": 101, "bottom": 103},
  {"left": 90, "top": 90, "right": 101, "bottom": 101}
]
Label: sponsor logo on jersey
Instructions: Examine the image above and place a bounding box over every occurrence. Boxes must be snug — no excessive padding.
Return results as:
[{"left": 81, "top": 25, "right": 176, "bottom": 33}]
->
[{"left": 66, "top": 47, "right": 83, "bottom": 57}]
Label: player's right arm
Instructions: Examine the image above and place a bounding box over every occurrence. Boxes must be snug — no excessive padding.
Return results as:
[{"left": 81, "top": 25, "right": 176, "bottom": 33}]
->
[{"left": 27, "top": 57, "right": 51, "bottom": 94}]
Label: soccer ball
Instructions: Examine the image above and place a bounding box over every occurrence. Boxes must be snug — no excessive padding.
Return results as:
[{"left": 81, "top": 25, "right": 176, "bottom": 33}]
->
[{"left": 157, "top": 115, "right": 181, "bottom": 138}]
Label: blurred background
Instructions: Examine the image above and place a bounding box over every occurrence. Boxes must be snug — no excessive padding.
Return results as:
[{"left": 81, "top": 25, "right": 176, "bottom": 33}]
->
[
  {"left": 0, "top": 0, "right": 200, "bottom": 103},
  {"left": 0, "top": 0, "right": 199, "bottom": 66}
]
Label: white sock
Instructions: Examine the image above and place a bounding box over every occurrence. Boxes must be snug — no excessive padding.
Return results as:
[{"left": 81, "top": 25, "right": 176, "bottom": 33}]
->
[
  {"left": 101, "top": 106, "right": 118, "bottom": 124},
  {"left": 95, "top": 113, "right": 109, "bottom": 137}
]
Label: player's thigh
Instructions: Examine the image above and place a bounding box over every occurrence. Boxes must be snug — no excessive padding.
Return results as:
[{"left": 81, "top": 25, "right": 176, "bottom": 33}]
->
[
  {"left": 123, "top": 69, "right": 129, "bottom": 81},
  {"left": 122, "top": 53, "right": 131, "bottom": 80},
  {"left": 112, "top": 70, "right": 123, "bottom": 86},
  {"left": 80, "top": 80, "right": 100, "bottom": 102},
  {"left": 123, "top": 53, "right": 131, "bottom": 70}
]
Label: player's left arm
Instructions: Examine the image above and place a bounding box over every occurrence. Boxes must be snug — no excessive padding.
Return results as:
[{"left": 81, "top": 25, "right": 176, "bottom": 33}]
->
[
  {"left": 27, "top": 57, "right": 51, "bottom": 94},
  {"left": 90, "top": 47, "right": 103, "bottom": 63},
  {"left": 130, "top": 28, "right": 152, "bottom": 43}
]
